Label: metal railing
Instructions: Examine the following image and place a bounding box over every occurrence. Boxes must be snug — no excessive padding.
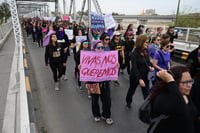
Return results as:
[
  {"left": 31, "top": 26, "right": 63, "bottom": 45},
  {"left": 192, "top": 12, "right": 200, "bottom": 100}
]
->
[{"left": 140, "top": 24, "right": 200, "bottom": 45}]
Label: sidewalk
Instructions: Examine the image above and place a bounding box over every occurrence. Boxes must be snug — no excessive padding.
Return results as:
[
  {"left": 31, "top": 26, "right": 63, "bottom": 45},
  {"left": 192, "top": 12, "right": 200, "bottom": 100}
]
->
[{"left": 0, "top": 31, "right": 15, "bottom": 131}]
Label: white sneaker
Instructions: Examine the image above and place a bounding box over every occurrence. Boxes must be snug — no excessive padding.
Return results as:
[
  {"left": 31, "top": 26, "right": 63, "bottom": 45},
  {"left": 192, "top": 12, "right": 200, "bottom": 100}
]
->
[
  {"left": 63, "top": 76, "right": 68, "bottom": 80},
  {"left": 106, "top": 118, "right": 113, "bottom": 125},
  {"left": 88, "top": 93, "right": 91, "bottom": 99},
  {"left": 55, "top": 83, "right": 60, "bottom": 91},
  {"left": 94, "top": 117, "right": 101, "bottom": 122},
  {"left": 101, "top": 116, "right": 113, "bottom": 125}
]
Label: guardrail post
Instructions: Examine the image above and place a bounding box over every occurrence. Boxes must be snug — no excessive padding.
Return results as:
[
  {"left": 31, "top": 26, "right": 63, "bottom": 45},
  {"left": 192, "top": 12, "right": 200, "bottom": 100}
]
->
[{"left": 186, "top": 28, "right": 190, "bottom": 42}]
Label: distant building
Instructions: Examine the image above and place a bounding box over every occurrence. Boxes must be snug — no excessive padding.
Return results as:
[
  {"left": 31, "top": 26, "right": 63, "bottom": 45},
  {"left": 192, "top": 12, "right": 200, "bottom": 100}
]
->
[{"left": 145, "top": 9, "right": 156, "bottom": 15}]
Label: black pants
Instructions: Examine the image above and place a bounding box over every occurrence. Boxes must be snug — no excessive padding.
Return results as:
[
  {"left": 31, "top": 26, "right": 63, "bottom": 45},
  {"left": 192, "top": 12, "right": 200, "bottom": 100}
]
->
[
  {"left": 125, "top": 58, "right": 131, "bottom": 74},
  {"left": 50, "top": 61, "right": 63, "bottom": 82},
  {"left": 37, "top": 37, "right": 43, "bottom": 47},
  {"left": 62, "top": 54, "right": 68, "bottom": 75},
  {"left": 77, "top": 69, "right": 81, "bottom": 87},
  {"left": 126, "top": 76, "right": 150, "bottom": 105},
  {"left": 91, "top": 82, "right": 111, "bottom": 118},
  {"left": 32, "top": 32, "right": 37, "bottom": 42}
]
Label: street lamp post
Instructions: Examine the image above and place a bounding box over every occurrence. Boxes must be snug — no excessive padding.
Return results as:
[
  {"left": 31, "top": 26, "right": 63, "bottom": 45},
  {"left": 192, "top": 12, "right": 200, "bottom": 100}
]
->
[{"left": 175, "top": 0, "right": 181, "bottom": 26}]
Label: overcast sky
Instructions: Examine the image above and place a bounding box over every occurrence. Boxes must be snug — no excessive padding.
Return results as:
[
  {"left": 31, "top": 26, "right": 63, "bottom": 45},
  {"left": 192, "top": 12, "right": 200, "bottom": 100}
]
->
[
  {"left": 0, "top": 0, "right": 199, "bottom": 15},
  {"left": 57, "top": 0, "right": 200, "bottom": 15}
]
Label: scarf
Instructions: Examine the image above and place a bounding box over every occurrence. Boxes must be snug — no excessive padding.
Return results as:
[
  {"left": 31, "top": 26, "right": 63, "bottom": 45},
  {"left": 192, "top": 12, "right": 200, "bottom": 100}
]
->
[{"left": 57, "top": 31, "right": 64, "bottom": 40}]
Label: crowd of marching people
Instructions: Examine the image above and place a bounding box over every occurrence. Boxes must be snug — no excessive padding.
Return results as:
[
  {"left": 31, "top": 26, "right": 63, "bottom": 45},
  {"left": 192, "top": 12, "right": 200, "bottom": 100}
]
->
[{"left": 22, "top": 17, "right": 200, "bottom": 132}]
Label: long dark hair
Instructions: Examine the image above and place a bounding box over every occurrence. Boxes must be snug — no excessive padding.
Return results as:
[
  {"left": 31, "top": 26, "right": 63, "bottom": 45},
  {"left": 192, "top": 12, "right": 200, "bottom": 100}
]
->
[
  {"left": 150, "top": 66, "right": 190, "bottom": 98},
  {"left": 48, "top": 33, "right": 59, "bottom": 46}
]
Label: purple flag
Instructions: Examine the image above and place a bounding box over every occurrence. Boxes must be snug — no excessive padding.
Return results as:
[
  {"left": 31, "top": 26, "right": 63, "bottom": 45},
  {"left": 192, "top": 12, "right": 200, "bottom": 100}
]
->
[{"left": 43, "top": 30, "right": 56, "bottom": 46}]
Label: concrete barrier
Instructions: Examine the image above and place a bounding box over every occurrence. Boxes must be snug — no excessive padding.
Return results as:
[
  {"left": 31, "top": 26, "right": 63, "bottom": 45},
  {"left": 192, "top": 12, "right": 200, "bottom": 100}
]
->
[{"left": 0, "top": 22, "right": 13, "bottom": 49}]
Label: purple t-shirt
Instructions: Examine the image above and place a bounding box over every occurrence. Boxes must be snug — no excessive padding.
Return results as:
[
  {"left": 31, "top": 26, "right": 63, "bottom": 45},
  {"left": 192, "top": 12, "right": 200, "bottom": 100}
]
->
[{"left": 153, "top": 50, "right": 170, "bottom": 73}]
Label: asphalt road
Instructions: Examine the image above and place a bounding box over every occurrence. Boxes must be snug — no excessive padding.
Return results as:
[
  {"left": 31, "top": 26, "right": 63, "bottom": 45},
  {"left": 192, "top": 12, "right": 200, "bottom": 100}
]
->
[
  {"left": 25, "top": 33, "right": 187, "bottom": 133},
  {"left": 24, "top": 34, "right": 150, "bottom": 133}
]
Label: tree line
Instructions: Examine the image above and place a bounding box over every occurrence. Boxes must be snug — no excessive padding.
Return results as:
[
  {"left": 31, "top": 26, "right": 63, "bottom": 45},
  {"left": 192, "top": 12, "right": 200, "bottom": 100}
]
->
[{"left": 0, "top": 2, "right": 11, "bottom": 25}]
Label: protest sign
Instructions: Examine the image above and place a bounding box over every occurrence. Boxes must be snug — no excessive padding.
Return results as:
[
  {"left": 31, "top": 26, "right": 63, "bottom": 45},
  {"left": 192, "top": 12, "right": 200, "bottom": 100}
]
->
[
  {"left": 50, "top": 17, "right": 56, "bottom": 22},
  {"left": 42, "top": 28, "right": 47, "bottom": 33},
  {"left": 91, "top": 12, "right": 105, "bottom": 31},
  {"left": 63, "top": 16, "right": 69, "bottom": 21},
  {"left": 80, "top": 51, "right": 118, "bottom": 82},
  {"left": 75, "top": 36, "right": 87, "bottom": 52},
  {"left": 64, "top": 29, "right": 73, "bottom": 40},
  {"left": 103, "top": 14, "right": 116, "bottom": 29}
]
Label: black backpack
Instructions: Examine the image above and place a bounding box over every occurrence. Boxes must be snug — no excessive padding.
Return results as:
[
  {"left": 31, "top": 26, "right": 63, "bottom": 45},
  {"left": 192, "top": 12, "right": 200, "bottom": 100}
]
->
[
  {"left": 138, "top": 95, "right": 152, "bottom": 124},
  {"left": 139, "top": 94, "right": 168, "bottom": 132}
]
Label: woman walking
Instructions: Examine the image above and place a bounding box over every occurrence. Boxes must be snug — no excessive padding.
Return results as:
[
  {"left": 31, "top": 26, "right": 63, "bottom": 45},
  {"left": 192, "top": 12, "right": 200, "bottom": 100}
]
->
[
  {"left": 125, "top": 35, "right": 154, "bottom": 109},
  {"left": 45, "top": 33, "right": 66, "bottom": 91}
]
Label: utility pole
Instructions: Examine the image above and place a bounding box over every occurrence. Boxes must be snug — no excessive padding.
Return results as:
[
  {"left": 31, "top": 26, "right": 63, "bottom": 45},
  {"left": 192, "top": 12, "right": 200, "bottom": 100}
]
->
[
  {"left": 63, "top": 0, "right": 66, "bottom": 15},
  {"left": 55, "top": 0, "right": 58, "bottom": 16},
  {"left": 73, "top": 0, "right": 76, "bottom": 21},
  {"left": 175, "top": 0, "right": 181, "bottom": 26},
  {"left": 88, "top": 0, "right": 92, "bottom": 48}
]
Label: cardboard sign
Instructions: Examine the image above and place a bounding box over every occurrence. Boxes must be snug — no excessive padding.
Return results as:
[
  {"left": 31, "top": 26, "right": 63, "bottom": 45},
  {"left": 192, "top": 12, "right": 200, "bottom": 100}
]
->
[
  {"left": 64, "top": 29, "right": 73, "bottom": 40},
  {"left": 103, "top": 14, "right": 116, "bottom": 29},
  {"left": 80, "top": 51, "right": 118, "bottom": 82}
]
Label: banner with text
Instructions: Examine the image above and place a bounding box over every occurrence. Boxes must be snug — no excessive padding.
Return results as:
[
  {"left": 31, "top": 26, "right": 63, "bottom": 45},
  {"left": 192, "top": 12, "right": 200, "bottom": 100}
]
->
[
  {"left": 91, "top": 12, "right": 105, "bottom": 31},
  {"left": 80, "top": 51, "right": 118, "bottom": 82}
]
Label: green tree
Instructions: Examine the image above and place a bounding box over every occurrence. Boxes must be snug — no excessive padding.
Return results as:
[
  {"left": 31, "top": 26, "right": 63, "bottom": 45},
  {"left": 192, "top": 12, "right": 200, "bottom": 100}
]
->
[
  {"left": 112, "top": 12, "right": 119, "bottom": 15},
  {"left": 176, "top": 13, "right": 200, "bottom": 28},
  {"left": 0, "top": 2, "right": 11, "bottom": 24},
  {"left": 175, "top": 7, "right": 200, "bottom": 28}
]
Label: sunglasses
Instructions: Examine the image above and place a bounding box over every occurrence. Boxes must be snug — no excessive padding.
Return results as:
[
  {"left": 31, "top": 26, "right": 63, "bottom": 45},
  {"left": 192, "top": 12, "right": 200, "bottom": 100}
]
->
[
  {"left": 104, "top": 38, "right": 110, "bottom": 41},
  {"left": 96, "top": 46, "right": 104, "bottom": 50},
  {"left": 116, "top": 35, "right": 121, "bottom": 37},
  {"left": 166, "top": 45, "right": 170, "bottom": 48},
  {"left": 156, "top": 39, "right": 161, "bottom": 41},
  {"left": 180, "top": 79, "right": 194, "bottom": 86}
]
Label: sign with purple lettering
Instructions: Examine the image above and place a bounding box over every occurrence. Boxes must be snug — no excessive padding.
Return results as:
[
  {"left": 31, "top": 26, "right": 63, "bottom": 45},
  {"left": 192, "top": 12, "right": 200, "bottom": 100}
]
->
[
  {"left": 80, "top": 51, "right": 118, "bottom": 82},
  {"left": 91, "top": 12, "right": 105, "bottom": 31}
]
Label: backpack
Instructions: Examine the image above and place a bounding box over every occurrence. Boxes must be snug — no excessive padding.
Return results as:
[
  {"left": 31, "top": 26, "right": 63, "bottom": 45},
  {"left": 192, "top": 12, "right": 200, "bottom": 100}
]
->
[
  {"left": 139, "top": 94, "right": 168, "bottom": 130},
  {"left": 138, "top": 95, "right": 152, "bottom": 124}
]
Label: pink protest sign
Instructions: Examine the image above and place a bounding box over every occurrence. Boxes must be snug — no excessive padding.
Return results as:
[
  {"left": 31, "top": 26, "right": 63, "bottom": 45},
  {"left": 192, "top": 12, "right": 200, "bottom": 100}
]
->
[
  {"left": 80, "top": 51, "right": 118, "bottom": 82},
  {"left": 42, "top": 28, "right": 47, "bottom": 33},
  {"left": 63, "top": 16, "right": 69, "bottom": 21}
]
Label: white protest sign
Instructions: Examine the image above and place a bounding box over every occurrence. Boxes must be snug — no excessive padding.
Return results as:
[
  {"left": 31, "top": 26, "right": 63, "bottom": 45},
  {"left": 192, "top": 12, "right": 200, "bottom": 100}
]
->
[
  {"left": 103, "top": 14, "right": 116, "bottom": 29},
  {"left": 64, "top": 29, "right": 73, "bottom": 40}
]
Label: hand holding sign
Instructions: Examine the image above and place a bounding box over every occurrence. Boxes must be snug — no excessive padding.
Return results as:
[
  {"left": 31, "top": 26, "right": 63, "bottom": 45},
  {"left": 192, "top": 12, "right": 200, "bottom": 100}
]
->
[{"left": 80, "top": 51, "right": 118, "bottom": 82}]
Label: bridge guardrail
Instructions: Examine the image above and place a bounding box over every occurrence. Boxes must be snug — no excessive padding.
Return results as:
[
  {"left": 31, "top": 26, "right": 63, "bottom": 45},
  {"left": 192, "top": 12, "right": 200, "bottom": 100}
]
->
[{"left": 142, "top": 25, "right": 200, "bottom": 45}]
